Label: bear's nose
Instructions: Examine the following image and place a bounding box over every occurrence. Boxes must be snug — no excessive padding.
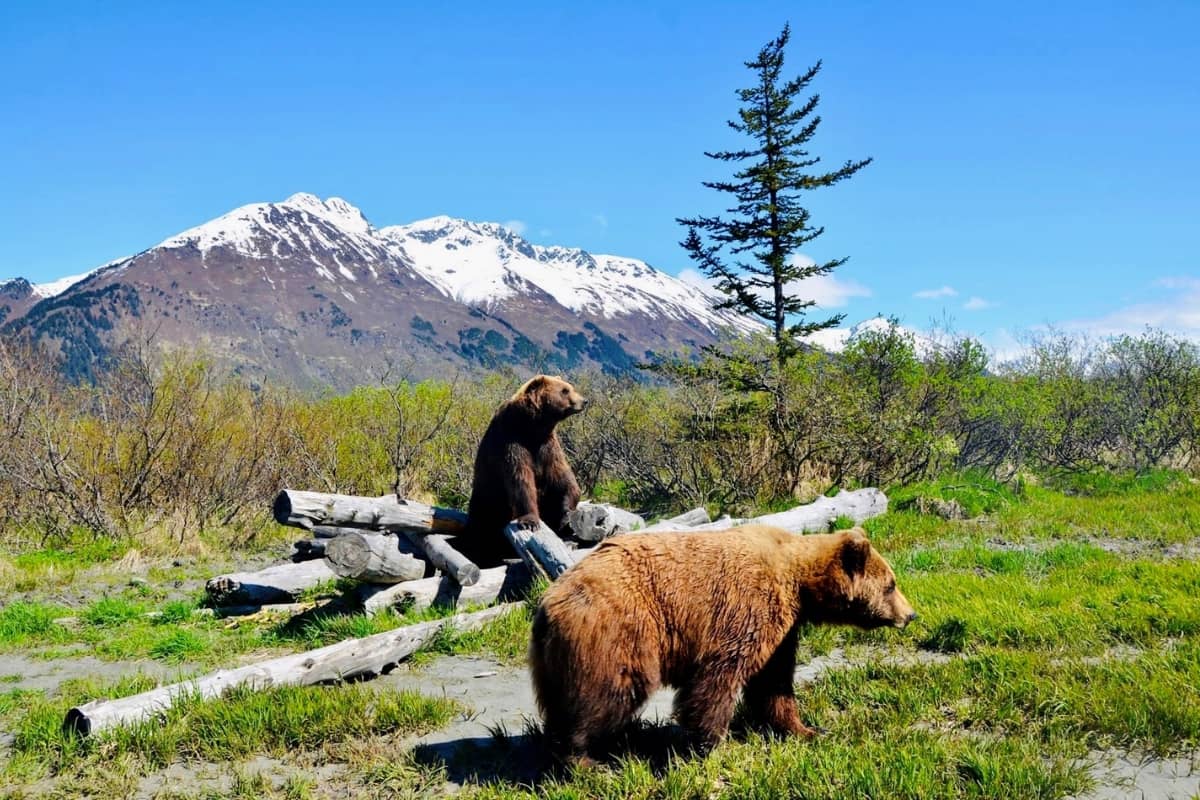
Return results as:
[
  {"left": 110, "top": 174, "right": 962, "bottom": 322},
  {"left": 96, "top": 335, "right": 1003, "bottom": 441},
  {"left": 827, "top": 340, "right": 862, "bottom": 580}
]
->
[{"left": 907, "top": 611, "right": 919, "bottom": 623}]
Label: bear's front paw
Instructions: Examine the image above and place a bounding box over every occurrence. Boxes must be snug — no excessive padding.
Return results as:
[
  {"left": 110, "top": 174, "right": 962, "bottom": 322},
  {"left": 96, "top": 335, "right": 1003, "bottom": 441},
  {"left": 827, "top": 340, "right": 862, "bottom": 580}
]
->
[{"left": 516, "top": 514, "right": 541, "bottom": 532}]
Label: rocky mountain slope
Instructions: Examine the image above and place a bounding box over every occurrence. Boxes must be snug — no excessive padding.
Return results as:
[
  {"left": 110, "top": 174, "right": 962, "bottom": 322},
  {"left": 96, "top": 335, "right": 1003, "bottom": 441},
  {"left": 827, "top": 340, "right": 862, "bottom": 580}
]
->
[{"left": 2, "top": 194, "right": 755, "bottom": 388}]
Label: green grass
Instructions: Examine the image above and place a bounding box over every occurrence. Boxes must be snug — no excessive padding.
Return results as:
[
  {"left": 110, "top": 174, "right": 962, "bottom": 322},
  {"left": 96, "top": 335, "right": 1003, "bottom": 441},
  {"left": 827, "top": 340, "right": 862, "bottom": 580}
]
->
[
  {"left": 82, "top": 596, "right": 149, "bottom": 627},
  {"left": 4, "top": 676, "right": 460, "bottom": 781},
  {"left": 0, "top": 600, "right": 71, "bottom": 647},
  {"left": 2, "top": 472, "right": 1198, "bottom": 798},
  {"left": 889, "top": 470, "right": 1020, "bottom": 518},
  {"left": 458, "top": 642, "right": 1198, "bottom": 799},
  {"left": 1044, "top": 468, "right": 1186, "bottom": 497},
  {"left": 420, "top": 603, "right": 535, "bottom": 664},
  {"left": 148, "top": 628, "right": 210, "bottom": 663},
  {"left": 866, "top": 476, "right": 1200, "bottom": 552}
]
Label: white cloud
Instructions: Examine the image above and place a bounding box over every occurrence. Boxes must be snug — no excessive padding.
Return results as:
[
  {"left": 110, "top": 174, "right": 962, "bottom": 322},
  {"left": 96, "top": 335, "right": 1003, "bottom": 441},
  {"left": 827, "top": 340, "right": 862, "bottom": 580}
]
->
[
  {"left": 963, "top": 296, "right": 993, "bottom": 311},
  {"left": 914, "top": 285, "right": 958, "bottom": 299},
  {"left": 678, "top": 268, "right": 711, "bottom": 290},
  {"left": 677, "top": 256, "right": 870, "bottom": 309},
  {"left": 501, "top": 220, "right": 527, "bottom": 235},
  {"left": 801, "top": 316, "right": 935, "bottom": 357},
  {"left": 1153, "top": 276, "right": 1200, "bottom": 291},
  {"left": 1061, "top": 277, "right": 1200, "bottom": 339},
  {"left": 793, "top": 274, "right": 872, "bottom": 308}
]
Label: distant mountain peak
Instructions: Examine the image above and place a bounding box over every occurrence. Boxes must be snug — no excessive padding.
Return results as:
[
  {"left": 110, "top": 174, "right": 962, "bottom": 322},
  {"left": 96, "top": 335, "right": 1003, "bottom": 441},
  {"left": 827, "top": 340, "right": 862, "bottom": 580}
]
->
[
  {"left": 282, "top": 193, "right": 372, "bottom": 236},
  {"left": 6, "top": 193, "right": 760, "bottom": 387},
  {"left": 0, "top": 277, "right": 34, "bottom": 300},
  {"left": 157, "top": 194, "right": 376, "bottom": 256}
]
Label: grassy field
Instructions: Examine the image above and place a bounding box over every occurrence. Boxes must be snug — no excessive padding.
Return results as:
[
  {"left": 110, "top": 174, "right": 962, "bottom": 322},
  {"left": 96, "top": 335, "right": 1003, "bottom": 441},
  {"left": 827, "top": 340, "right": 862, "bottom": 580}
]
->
[{"left": 1, "top": 472, "right": 1198, "bottom": 799}]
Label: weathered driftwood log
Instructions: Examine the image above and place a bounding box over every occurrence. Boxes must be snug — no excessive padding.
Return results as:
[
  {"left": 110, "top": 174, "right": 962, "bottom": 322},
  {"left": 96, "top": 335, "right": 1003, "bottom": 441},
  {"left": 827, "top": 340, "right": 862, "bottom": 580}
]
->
[
  {"left": 273, "top": 490, "right": 468, "bottom": 535},
  {"left": 502, "top": 519, "right": 575, "bottom": 579},
  {"left": 565, "top": 492, "right": 887, "bottom": 565},
  {"left": 565, "top": 502, "right": 646, "bottom": 542},
  {"left": 324, "top": 532, "right": 427, "bottom": 584},
  {"left": 290, "top": 540, "right": 326, "bottom": 562},
  {"left": 356, "top": 562, "right": 533, "bottom": 616},
  {"left": 64, "top": 603, "right": 519, "bottom": 736},
  {"left": 206, "top": 560, "right": 337, "bottom": 606},
  {"left": 683, "top": 488, "right": 888, "bottom": 533},
  {"left": 642, "top": 507, "right": 711, "bottom": 532},
  {"left": 402, "top": 531, "right": 481, "bottom": 586}
]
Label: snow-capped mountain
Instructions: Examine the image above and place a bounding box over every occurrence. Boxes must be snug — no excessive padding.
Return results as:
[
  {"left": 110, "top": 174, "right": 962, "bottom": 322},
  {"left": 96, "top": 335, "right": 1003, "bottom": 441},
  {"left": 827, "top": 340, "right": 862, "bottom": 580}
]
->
[
  {"left": 3, "top": 194, "right": 756, "bottom": 387},
  {"left": 0, "top": 264, "right": 108, "bottom": 324},
  {"left": 379, "top": 216, "right": 756, "bottom": 333}
]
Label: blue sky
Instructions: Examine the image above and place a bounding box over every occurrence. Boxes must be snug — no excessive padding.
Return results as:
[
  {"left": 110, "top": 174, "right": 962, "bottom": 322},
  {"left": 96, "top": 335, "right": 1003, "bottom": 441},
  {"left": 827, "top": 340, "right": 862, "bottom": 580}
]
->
[{"left": 2, "top": 1, "right": 1197, "bottom": 355}]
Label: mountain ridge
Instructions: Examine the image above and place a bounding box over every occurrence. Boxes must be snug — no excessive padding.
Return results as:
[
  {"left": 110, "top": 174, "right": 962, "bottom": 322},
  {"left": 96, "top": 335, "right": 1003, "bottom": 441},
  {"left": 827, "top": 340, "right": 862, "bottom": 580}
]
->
[{"left": 2, "top": 194, "right": 757, "bottom": 388}]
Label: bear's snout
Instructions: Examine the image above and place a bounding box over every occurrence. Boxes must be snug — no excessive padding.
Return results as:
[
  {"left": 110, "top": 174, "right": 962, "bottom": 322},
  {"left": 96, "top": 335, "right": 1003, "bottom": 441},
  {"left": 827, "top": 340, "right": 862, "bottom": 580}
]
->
[{"left": 892, "top": 592, "right": 917, "bottom": 628}]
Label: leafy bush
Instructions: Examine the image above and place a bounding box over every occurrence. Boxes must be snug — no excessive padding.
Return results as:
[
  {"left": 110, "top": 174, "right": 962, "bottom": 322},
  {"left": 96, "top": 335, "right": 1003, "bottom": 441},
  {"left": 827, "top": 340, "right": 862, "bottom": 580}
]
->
[{"left": 0, "top": 327, "right": 1197, "bottom": 548}]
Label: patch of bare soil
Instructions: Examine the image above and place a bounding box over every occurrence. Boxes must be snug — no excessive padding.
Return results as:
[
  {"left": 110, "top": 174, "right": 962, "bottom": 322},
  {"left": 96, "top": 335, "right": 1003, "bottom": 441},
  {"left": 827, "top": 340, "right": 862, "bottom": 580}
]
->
[
  {"left": 1072, "top": 750, "right": 1200, "bottom": 800},
  {"left": 0, "top": 653, "right": 186, "bottom": 693},
  {"left": 978, "top": 536, "right": 1200, "bottom": 560}
]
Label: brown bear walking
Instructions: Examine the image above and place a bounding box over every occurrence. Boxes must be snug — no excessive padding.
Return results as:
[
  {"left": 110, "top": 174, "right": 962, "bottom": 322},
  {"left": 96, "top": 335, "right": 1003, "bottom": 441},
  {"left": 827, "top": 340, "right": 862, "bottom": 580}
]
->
[
  {"left": 529, "top": 525, "right": 916, "bottom": 764},
  {"left": 460, "top": 375, "right": 587, "bottom": 566}
]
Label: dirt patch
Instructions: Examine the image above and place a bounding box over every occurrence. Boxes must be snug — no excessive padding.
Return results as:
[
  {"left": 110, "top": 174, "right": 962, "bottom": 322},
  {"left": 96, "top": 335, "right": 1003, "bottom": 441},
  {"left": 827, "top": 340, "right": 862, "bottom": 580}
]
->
[
  {"left": 382, "top": 647, "right": 952, "bottom": 787},
  {"left": 134, "top": 757, "right": 346, "bottom": 799},
  {"left": 0, "top": 653, "right": 188, "bottom": 694},
  {"left": 1072, "top": 750, "right": 1200, "bottom": 800},
  {"left": 976, "top": 536, "right": 1200, "bottom": 560}
]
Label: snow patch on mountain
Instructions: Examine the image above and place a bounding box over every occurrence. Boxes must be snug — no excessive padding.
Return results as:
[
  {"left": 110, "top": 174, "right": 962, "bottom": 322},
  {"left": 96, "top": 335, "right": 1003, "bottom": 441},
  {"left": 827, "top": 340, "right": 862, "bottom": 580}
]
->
[
  {"left": 32, "top": 194, "right": 759, "bottom": 335},
  {"left": 156, "top": 193, "right": 382, "bottom": 269},
  {"left": 380, "top": 216, "right": 757, "bottom": 333},
  {"left": 28, "top": 254, "right": 132, "bottom": 298}
]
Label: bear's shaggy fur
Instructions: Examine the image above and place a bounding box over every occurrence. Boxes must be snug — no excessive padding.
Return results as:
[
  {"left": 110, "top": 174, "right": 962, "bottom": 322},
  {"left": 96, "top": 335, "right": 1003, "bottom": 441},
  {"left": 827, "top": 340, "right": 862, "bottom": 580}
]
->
[
  {"left": 529, "top": 525, "right": 916, "bottom": 763},
  {"left": 461, "top": 375, "right": 587, "bottom": 566}
]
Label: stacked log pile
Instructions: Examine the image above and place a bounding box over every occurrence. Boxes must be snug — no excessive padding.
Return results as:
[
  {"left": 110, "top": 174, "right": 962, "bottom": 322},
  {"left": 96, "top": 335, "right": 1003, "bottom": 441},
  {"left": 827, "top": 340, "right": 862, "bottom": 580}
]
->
[
  {"left": 74, "top": 488, "right": 887, "bottom": 737},
  {"left": 205, "top": 487, "right": 888, "bottom": 615}
]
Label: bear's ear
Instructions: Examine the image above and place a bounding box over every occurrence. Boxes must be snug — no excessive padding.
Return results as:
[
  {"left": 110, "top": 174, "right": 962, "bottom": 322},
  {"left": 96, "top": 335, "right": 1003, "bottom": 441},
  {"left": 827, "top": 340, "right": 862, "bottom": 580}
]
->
[
  {"left": 839, "top": 530, "right": 872, "bottom": 578},
  {"left": 523, "top": 375, "right": 548, "bottom": 393}
]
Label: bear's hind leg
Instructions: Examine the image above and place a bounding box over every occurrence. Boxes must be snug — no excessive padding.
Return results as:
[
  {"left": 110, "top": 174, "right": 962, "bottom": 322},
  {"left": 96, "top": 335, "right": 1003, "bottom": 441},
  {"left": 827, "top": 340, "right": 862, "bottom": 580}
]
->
[{"left": 742, "top": 625, "right": 818, "bottom": 738}]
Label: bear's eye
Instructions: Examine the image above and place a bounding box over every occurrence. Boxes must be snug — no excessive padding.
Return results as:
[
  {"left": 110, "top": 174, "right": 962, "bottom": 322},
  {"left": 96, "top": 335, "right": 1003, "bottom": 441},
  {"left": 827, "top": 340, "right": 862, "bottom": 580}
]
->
[
  {"left": 884, "top": 581, "right": 896, "bottom": 595},
  {"left": 561, "top": 387, "right": 569, "bottom": 395}
]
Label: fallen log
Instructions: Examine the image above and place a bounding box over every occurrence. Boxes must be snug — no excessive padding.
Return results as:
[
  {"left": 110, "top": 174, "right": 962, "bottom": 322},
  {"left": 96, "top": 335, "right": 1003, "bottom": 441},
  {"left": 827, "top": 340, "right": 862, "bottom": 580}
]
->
[
  {"left": 324, "top": 532, "right": 427, "bottom": 583},
  {"left": 683, "top": 488, "right": 888, "bottom": 533},
  {"left": 402, "top": 531, "right": 480, "bottom": 586},
  {"left": 206, "top": 560, "right": 337, "bottom": 606},
  {"left": 564, "top": 491, "right": 887, "bottom": 564},
  {"left": 273, "top": 490, "right": 468, "bottom": 536},
  {"left": 642, "top": 506, "right": 711, "bottom": 532},
  {"left": 565, "top": 502, "right": 646, "bottom": 542},
  {"left": 64, "top": 603, "right": 519, "bottom": 736},
  {"left": 356, "top": 562, "right": 533, "bottom": 616},
  {"left": 502, "top": 519, "right": 575, "bottom": 579}
]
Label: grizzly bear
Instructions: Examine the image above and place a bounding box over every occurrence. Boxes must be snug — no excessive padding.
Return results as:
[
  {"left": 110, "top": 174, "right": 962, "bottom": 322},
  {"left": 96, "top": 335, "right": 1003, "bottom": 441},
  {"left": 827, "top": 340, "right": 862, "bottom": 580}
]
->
[
  {"left": 529, "top": 525, "right": 916, "bottom": 764},
  {"left": 460, "top": 375, "right": 587, "bottom": 566}
]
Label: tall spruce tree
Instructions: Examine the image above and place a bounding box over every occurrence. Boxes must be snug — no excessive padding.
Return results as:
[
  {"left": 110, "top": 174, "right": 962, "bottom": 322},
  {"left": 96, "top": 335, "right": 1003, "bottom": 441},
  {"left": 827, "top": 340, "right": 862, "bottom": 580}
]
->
[{"left": 679, "top": 24, "right": 871, "bottom": 367}]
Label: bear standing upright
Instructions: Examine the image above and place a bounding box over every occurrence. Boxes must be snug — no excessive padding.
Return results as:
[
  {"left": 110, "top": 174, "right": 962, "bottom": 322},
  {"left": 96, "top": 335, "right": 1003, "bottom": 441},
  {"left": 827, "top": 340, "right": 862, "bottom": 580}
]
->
[
  {"left": 529, "top": 525, "right": 916, "bottom": 764},
  {"left": 460, "top": 375, "right": 587, "bottom": 566}
]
